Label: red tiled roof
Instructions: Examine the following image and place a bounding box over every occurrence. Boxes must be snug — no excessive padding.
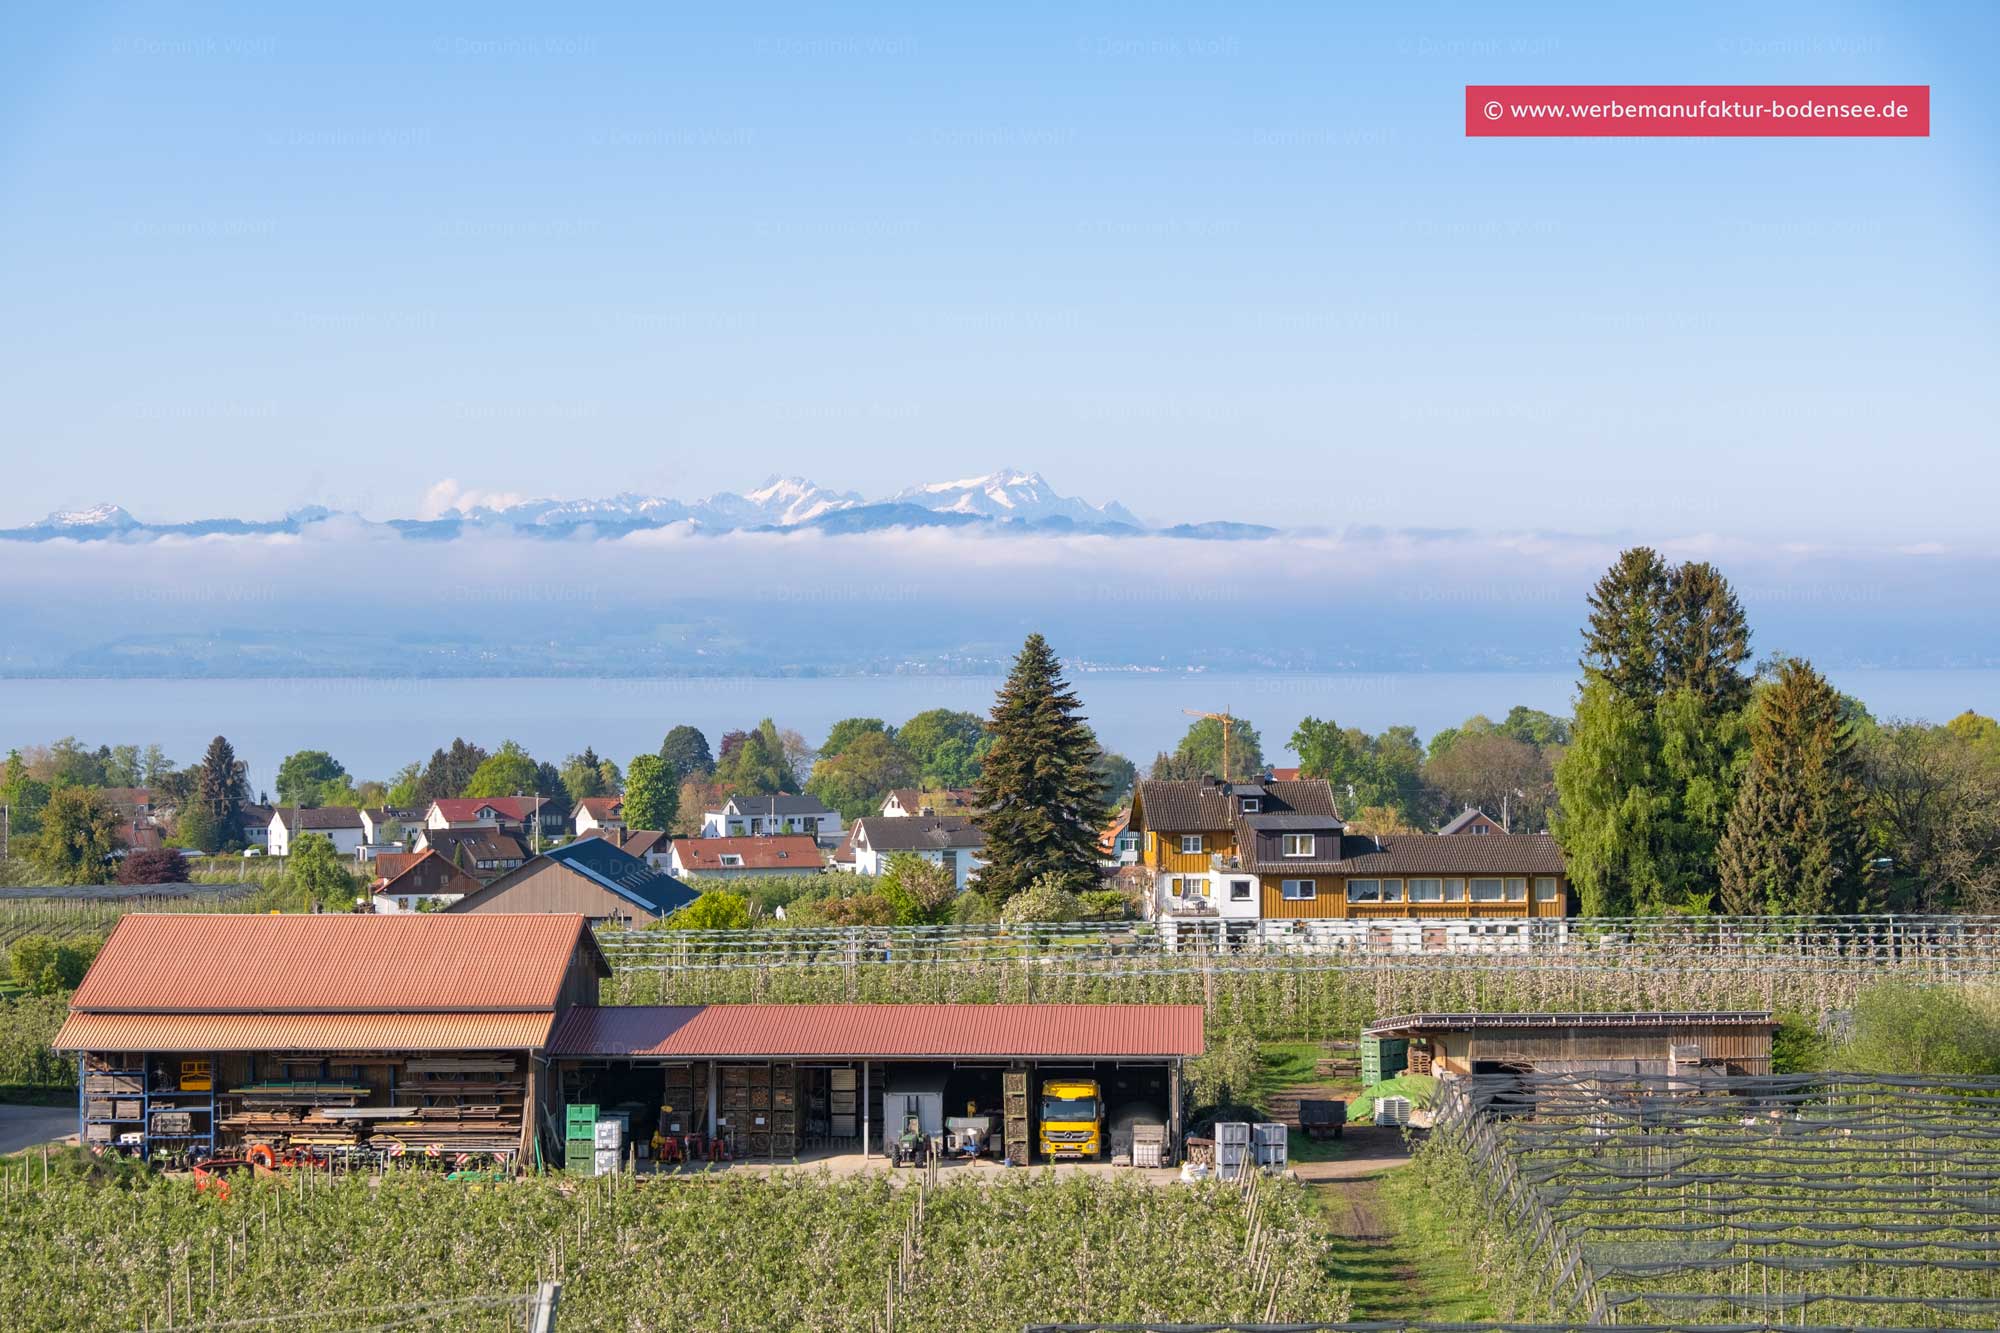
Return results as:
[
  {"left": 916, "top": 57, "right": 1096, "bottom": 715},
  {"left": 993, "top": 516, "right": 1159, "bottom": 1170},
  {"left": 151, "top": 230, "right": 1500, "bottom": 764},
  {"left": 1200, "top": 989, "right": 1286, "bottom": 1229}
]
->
[
  {"left": 52, "top": 1010, "right": 556, "bottom": 1053},
  {"left": 577, "top": 797, "right": 623, "bottom": 819},
  {"left": 548, "top": 1003, "right": 1205, "bottom": 1060},
  {"left": 428, "top": 797, "right": 545, "bottom": 822},
  {"left": 670, "top": 835, "right": 822, "bottom": 871},
  {"left": 70, "top": 913, "right": 606, "bottom": 1013},
  {"left": 1268, "top": 767, "right": 1300, "bottom": 782}
]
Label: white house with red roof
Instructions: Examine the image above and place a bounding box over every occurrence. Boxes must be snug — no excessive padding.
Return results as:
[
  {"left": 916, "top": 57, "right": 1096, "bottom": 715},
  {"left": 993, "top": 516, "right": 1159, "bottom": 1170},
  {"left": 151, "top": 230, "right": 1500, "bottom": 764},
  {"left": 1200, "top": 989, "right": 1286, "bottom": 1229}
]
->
[
  {"left": 573, "top": 796, "right": 625, "bottom": 839},
  {"left": 667, "top": 834, "right": 823, "bottom": 880},
  {"left": 423, "top": 796, "right": 561, "bottom": 841}
]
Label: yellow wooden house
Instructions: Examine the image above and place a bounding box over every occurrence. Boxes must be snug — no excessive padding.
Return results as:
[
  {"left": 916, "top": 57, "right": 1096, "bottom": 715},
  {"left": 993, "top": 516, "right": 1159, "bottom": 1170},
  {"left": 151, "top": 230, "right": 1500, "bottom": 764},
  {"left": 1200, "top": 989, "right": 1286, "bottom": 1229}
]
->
[{"left": 1130, "top": 776, "right": 1568, "bottom": 923}]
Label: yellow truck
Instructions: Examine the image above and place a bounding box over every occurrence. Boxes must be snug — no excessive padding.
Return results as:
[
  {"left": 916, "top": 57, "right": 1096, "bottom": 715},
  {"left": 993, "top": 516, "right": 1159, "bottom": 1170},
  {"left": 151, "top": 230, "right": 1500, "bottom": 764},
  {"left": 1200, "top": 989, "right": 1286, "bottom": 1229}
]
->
[{"left": 1037, "top": 1077, "right": 1104, "bottom": 1159}]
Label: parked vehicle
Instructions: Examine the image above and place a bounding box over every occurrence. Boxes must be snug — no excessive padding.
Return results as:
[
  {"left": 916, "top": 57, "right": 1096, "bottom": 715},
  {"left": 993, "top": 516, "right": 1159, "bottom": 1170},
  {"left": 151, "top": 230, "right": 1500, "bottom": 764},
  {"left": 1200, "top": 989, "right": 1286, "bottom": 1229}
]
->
[{"left": 1037, "top": 1078, "right": 1104, "bottom": 1159}]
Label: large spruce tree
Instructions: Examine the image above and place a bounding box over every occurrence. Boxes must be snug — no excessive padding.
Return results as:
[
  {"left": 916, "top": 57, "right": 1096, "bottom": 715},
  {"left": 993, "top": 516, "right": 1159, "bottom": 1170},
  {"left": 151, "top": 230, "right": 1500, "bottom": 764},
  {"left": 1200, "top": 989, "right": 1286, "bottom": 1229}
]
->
[
  {"left": 1555, "top": 549, "right": 1752, "bottom": 914},
  {"left": 1716, "top": 658, "right": 1870, "bottom": 915},
  {"left": 972, "top": 634, "right": 1109, "bottom": 901},
  {"left": 1661, "top": 560, "right": 1753, "bottom": 712},
  {"left": 191, "top": 734, "right": 247, "bottom": 853},
  {"left": 1581, "top": 546, "right": 1671, "bottom": 701}
]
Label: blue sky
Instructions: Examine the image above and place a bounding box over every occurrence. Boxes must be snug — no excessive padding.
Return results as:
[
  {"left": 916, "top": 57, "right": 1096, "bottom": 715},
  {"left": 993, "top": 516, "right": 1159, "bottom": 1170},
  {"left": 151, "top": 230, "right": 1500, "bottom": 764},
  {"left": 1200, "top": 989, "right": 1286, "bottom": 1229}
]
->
[{"left": 2, "top": 1, "right": 1993, "bottom": 537}]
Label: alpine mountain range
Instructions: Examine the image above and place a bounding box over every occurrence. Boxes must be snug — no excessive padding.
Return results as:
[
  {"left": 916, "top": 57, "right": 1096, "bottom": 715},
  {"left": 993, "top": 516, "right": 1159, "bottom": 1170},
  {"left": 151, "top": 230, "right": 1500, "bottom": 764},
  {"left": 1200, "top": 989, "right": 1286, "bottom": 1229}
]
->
[{"left": 3, "top": 470, "right": 1273, "bottom": 543}]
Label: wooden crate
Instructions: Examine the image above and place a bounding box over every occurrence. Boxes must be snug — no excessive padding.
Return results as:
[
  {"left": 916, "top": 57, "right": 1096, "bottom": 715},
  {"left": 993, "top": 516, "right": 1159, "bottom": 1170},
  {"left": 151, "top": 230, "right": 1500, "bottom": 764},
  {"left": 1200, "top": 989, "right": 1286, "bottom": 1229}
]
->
[
  {"left": 115, "top": 1099, "right": 143, "bottom": 1120},
  {"left": 85, "top": 1073, "right": 143, "bottom": 1096},
  {"left": 1003, "top": 1071, "right": 1028, "bottom": 1096}
]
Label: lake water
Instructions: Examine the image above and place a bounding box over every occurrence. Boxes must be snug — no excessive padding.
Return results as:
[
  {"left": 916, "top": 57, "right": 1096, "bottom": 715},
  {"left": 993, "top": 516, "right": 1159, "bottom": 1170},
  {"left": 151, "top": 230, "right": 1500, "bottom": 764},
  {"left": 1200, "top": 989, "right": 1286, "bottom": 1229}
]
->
[{"left": 2, "top": 670, "right": 1994, "bottom": 795}]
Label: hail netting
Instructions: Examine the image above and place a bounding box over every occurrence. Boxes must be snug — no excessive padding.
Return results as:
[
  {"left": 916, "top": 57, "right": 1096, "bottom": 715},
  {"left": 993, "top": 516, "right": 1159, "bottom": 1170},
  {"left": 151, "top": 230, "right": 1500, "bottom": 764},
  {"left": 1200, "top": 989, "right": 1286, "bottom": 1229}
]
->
[{"left": 1430, "top": 1071, "right": 2000, "bottom": 1327}]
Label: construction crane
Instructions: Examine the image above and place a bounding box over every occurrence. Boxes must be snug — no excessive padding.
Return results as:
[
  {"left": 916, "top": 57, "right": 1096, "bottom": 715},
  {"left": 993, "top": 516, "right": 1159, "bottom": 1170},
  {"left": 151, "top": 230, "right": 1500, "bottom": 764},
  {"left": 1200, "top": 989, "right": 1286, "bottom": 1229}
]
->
[{"left": 1182, "top": 709, "right": 1238, "bottom": 781}]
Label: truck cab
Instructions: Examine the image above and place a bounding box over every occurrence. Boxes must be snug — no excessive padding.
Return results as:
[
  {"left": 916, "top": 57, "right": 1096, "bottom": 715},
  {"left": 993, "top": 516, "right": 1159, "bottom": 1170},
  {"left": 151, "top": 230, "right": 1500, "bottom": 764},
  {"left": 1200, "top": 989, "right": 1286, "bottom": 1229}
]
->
[{"left": 1037, "top": 1078, "right": 1103, "bottom": 1159}]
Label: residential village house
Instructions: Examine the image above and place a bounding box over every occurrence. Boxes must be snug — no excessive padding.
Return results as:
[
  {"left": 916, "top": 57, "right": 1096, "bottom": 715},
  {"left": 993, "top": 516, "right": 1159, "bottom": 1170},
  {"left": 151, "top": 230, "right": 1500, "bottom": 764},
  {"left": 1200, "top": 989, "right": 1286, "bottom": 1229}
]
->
[
  {"left": 445, "top": 838, "right": 698, "bottom": 928},
  {"left": 701, "top": 793, "right": 843, "bottom": 845},
  {"left": 1438, "top": 806, "right": 1507, "bottom": 835},
  {"left": 412, "top": 827, "right": 529, "bottom": 879},
  {"left": 238, "top": 804, "right": 274, "bottom": 851},
  {"left": 423, "top": 796, "right": 562, "bottom": 844},
  {"left": 1128, "top": 775, "right": 1568, "bottom": 937},
  {"left": 616, "top": 829, "right": 673, "bottom": 869},
  {"left": 268, "top": 806, "right": 366, "bottom": 858},
  {"left": 668, "top": 834, "right": 822, "bottom": 881},
  {"left": 573, "top": 796, "right": 625, "bottom": 839},
  {"left": 370, "top": 849, "right": 482, "bottom": 913},
  {"left": 879, "top": 788, "right": 977, "bottom": 818},
  {"left": 839, "top": 815, "right": 985, "bottom": 892}
]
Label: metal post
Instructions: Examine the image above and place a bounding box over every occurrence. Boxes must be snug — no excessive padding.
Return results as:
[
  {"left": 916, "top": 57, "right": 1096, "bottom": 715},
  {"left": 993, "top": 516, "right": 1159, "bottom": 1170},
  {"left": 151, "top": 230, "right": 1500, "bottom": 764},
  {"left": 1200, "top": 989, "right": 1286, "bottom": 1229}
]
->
[
  {"left": 528, "top": 1280, "right": 561, "bottom": 1333},
  {"left": 707, "top": 1061, "right": 717, "bottom": 1143},
  {"left": 862, "top": 1061, "right": 871, "bottom": 1160}
]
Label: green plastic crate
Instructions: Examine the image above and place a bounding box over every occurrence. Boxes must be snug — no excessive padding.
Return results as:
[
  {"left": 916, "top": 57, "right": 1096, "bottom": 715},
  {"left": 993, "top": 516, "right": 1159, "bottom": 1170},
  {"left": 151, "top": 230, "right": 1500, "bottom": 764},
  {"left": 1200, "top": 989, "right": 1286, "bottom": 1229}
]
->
[{"left": 566, "top": 1103, "right": 599, "bottom": 1130}]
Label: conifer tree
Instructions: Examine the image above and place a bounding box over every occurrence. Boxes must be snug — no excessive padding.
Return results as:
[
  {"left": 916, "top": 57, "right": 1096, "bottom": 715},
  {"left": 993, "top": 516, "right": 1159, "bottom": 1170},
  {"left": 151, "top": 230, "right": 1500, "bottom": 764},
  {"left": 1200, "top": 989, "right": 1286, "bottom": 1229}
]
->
[
  {"left": 1557, "top": 549, "right": 1755, "bottom": 914},
  {"left": 192, "top": 735, "right": 247, "bottom": 853},
  {"left": 1580, "top": 546, "right": 1670, "bottom": 701},
  {"left": 972, "top": 634, "right": 1109, "bottom": 901},
  {"left": 1662, "top": 560, "right": 1753, "bottom": 713},
  {"left": 1717, "top": 658, "right": 1871, "bottom": 915}
]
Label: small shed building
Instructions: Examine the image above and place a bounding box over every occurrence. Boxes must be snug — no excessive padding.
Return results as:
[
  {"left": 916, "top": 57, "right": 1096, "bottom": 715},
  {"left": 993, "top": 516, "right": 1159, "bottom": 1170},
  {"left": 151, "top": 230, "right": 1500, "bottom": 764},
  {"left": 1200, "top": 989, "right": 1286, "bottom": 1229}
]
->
[{"left": 1364, "top": 1010, "right": 1776, "bottom": 1078}]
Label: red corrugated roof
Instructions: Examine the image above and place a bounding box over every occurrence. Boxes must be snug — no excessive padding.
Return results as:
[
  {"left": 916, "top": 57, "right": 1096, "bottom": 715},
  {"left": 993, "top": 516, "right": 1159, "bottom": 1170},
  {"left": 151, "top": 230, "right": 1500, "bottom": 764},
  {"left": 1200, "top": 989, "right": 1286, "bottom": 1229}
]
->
[
  {"left": 70, "top": 913, "right": 605, "bottom": 1013},
  {"left": 548, "top": 1004, "right": 1205, "bottom": 1059},
  {"left": 52, "top": 1011, "right": 556, "bottom": 1053}
]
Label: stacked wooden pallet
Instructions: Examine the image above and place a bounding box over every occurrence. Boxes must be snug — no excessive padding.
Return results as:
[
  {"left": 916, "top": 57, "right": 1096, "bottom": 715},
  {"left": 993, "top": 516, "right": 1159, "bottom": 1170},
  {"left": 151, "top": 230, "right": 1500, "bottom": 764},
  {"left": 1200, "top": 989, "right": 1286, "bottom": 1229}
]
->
[
  {"left": 1003, "top": 1069, "right": 1030, "bottom": 1166},
  {"left": 717, "top": 1063, "right": 799, "bottom": 1157},
  {"left": 661, "top": 1063, "right": 710, "bottom": 1137}
]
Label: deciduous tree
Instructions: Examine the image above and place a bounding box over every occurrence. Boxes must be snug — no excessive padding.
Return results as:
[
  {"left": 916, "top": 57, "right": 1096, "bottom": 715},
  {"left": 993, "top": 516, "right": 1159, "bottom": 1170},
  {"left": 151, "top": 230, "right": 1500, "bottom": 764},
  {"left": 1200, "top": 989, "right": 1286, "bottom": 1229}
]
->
[
  {"left": 116, "top": 847, "right": 190, "bottom": 886},
  {"left": 275, "top": 750, "right": 348, "bottom": 808},
  {"left": 29, "top": 786, "right": 123, "bottom": 885},
  {"left": 285, "top": 832, "right": 357, "bottom": 912},
  {"left": 876, "top": 853, "right": 957, "bottom": 925},
  {"left": 463, "top": 741, "right": 539, "bottom": 799},
  {"left": 819, "top": 718, "right": 890, "bottom": 761},
  {"left": 898, "top": 709, "right": 987, "bottom": 787},
  {"left": 622, "top": 754, "right": 679, "bottom": 832},
  {"left": 1169, "top": 716, "right": 1266, "bottom": 782},
  {"left": 805, "top": 731, "right": 915, "bottom": 822},
  {"left": 1863, "top": 720, "right": 2000, "bottom": 913},
  {"left": 659, "top": 726, "right": 715, "bottom": 782},
  {"left": 663, "top": 889, "right": 751, "bottom": 931}
]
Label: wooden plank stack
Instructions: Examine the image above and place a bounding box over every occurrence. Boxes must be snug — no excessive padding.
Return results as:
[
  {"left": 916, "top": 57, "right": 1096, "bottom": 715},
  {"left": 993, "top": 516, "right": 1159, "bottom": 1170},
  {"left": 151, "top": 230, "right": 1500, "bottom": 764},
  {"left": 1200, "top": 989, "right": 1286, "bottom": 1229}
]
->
[{"left": 1004, "top": 1069, "right": 1030, "bottom": 1166}]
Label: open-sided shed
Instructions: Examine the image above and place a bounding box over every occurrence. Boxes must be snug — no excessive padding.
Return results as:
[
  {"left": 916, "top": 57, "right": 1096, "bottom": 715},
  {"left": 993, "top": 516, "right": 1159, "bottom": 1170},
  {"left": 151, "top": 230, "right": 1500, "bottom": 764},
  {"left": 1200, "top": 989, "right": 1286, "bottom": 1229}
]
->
[
  {"left": 53, "top": 913, "right": 608, "bottom": 1168},
  {"left": 547, "top": 1002, "right": 1205, "bottom": 1163}
]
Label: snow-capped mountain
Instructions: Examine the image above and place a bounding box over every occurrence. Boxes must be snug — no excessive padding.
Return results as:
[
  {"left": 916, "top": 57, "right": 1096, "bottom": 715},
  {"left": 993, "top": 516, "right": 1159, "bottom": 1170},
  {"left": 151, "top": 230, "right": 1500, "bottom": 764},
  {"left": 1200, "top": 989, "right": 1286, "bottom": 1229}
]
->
[
  {"left": 696, "top": 477, "right": 862, "bottom": 527},
  {"left": 2, "top": 470, "right": 1270, "bottom": 543},
  {"left": 34, "top": 503, "right": 138, "bottom": 530},
  {"left": 891, "top": 469, "right": 1143, "bottom": 527},
  {"left": 453, "top": 493, "right": 693, "bottom": 526}
]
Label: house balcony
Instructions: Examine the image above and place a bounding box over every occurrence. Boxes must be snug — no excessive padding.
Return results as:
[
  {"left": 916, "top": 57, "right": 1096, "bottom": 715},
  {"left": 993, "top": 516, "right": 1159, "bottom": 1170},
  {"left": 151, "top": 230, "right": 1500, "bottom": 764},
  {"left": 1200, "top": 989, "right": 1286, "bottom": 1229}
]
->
[{"left": 1209, "top": 853, "right": 1242, "bottom": 871}]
